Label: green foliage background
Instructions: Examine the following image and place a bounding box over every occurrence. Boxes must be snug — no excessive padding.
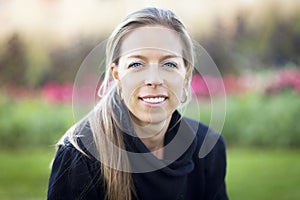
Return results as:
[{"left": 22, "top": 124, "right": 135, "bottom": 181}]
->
[
  {"left": 185, "top": 92, "right": 300, "bottom": 148},
  {"left": 0, "top": 91, "right": 299, "bottom": 149},
  {"left": 0, "top": 96, "right": 73, "bottom": 149}
]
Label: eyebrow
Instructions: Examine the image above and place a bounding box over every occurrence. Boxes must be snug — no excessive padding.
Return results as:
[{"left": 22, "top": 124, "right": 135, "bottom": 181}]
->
[{"left": 127, "top": 54, "right": 181, "bottom": 62}]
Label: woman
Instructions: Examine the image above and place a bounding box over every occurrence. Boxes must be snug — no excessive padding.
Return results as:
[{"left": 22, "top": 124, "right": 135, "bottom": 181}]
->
[{"left": 48, "top": 7, "right": 228, "bottom": 200}]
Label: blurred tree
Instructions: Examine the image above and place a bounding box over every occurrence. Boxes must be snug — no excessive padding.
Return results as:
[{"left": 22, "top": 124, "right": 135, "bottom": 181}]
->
[
  {"left": 268, "top": 15, "right": 300, "bottom": 66},
  {"left": 0, "top": 33, "right": 27, "bottom": 86},
  {"left": 243, "top": 5, "right": 300, "bottom": 69},
  {"left": 24, "top": 43, "right": 51, "bottom": 87},
  {"left": 1, "top": 7, "right": 300, "bottom": 88},
  {"left": 200, "top": 19, "right": 236, "bottom": 75},
  {"left": 45, "top": 38, "right": 98, "bottom": 85}
]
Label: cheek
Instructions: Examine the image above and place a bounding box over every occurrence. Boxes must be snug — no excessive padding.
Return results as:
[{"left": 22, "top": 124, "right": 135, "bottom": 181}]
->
[
  {"left": 119, "top": 75, "right": 142, "bottom": 104},
  {"left": 170, "top": 80, "right": 185, "bottom": 102},
  {"left": 166, "top": 73, "right": 185, "bottom": 96}
]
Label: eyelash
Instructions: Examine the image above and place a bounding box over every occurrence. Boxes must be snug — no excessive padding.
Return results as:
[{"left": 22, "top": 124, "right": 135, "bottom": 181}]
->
[
  {"left": 128, "top": 61, "right": 178, "bottom": 69},
  {"left": 163, "top": 62, "right": 177, "bottom": 68},
  {"left": 128, "top": 62, "right": 143, "bottom": 68}
]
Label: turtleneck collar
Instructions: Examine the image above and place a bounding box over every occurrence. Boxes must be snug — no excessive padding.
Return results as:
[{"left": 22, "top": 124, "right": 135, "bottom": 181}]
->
[{"left": 112, "top": 91, "right": 198, "bottom": 176}]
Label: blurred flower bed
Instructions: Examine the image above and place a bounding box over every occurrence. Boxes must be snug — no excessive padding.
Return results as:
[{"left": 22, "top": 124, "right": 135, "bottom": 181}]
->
[
  {"left": 191, "top": 68, "right": 300, "bottom": 97},
  {"left": 0, "top": 82, "right": 74, "bottom": 148},
  {"left": 0, "top": 68, "right": 299, "bottom": 149}
]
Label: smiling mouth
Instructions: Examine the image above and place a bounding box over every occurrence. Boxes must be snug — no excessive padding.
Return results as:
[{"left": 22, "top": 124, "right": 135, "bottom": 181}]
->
[{"left": 139, "top": 96, "right": 167, "bottom": 104}]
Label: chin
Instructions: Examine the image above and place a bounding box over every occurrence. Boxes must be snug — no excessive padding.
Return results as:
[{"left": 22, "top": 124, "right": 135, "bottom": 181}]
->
[{"left": 138, "top": 113, "right": 170, "bottom": 125}]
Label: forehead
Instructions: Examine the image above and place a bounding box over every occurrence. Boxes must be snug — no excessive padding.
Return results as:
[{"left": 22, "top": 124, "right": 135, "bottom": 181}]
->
[{"left": 120, "top": 26, "right": 183, "bottom": 57}]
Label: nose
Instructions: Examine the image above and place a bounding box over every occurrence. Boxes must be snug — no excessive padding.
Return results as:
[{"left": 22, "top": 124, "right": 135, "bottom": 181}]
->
[{"left": 144, "top": 65, "right": 163, "bottom": 87}]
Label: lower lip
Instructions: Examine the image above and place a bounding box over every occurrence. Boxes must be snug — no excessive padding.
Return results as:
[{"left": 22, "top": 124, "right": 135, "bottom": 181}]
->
[{"left": 139, "top": 98, "right": 167, "bottom": 107}]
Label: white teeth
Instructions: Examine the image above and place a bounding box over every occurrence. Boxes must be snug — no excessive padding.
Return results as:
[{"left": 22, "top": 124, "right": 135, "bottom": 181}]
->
[{"left": 142, "top": 97, "right": 166, "bottom": 103}]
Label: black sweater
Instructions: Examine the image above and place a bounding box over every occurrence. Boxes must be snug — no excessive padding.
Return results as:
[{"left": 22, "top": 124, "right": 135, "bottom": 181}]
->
[{"left": 47, "top": 111, "right": 228, "bottom": 200}]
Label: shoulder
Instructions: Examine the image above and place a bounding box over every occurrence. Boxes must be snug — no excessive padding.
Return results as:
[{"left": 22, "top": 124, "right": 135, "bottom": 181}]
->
[
  {"left": 51, "top": 120, "right": 100, "bottom": 173},
  {"left": 58, "top": 119, "right": 97, "bottom": 158},
  {"left": 52, "top": 138, "right": 98, "bottom": 173},
  {"left": 48, "top": 123, "right": 103, "bottom": 199}
]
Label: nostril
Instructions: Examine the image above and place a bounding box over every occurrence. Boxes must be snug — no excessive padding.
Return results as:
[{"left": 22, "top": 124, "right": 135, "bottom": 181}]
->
[
  {"left": 145, "top": 77, "right": 163, "bottom": 86},
  {"left": 144, "top": 68, "right": 163, "bottom": 86},
  {"left": 145, "top": 81, "right": 162, "bottom": 87}
]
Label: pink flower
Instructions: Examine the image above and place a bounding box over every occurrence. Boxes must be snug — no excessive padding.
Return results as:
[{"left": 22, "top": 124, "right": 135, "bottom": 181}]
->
[
  {"left": 42, "top": 82, "right": 73, "bottom": 104},
  {"left": 266, "top": 68, "right": 300, "bottom": 94}
]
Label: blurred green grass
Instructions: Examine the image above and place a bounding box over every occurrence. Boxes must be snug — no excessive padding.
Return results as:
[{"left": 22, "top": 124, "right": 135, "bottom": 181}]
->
[
  {"left": 0, "top": 148, "right": 299, "bottom": 200},
  {"left": 226, "top": 148, "right": 300, "bottom": 200},
  {"left": 0, "top": 148, "right": 55, "bottom": 200}
]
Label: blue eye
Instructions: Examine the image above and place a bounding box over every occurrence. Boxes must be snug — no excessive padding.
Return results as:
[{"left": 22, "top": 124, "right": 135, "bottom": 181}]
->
[
  {"left": 128, "top": 62, "right": 142, "bottom": 68},
  {"left": 163, "top": 62, "right": 177, "bottom": 68}
]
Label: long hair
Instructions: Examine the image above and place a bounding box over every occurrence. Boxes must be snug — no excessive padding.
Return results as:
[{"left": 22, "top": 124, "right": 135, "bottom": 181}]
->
[{"left": 63, "top": 7, "right": 194, "bottom": 200}]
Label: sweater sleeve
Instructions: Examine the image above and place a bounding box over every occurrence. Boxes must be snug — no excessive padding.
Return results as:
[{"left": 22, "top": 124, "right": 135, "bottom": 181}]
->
[
  {"left": 204, "top": 135, "right": 228, "bottom": 200},
  {"left": 47, "top": 142, "right": 104, "bottom": 200}
]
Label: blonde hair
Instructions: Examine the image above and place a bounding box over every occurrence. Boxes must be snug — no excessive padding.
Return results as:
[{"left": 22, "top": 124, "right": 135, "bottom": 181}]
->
[{"left": 64, "top": 7, "right": 194, "bottom": 200}]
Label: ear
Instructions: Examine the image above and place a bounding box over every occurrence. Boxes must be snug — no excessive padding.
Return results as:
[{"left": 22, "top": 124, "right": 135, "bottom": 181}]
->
[
  {"left": 184, "top": 63, "right": 191, "bottom": 80},
  {"left": 184, "top": 77, "right": 189, "bottom": 88},
  {"left": 110, "top": 63, "right": 120, "bottom": 80}
]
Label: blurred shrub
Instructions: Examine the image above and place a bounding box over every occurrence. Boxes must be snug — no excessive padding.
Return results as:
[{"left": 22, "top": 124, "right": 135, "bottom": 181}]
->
[
  {"left": 0, "top": 96, "right": 73, "bottom": 149},
  {"left": 186, "top": 91, "right": 300, "bottom": 148},
  {"left": 222, "top": 92, "right": 300, "bottom": 148},
  {"left": 0, "top": 89, "right": 299, "bottom": 149}
]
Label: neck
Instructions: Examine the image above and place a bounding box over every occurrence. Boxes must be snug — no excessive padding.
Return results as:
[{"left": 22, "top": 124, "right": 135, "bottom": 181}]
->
[{"left": 132, "top": 117, "right": 172, "bottom": 159}]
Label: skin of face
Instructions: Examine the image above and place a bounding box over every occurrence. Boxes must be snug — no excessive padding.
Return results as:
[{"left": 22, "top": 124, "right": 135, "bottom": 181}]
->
[{"left": 111, "top": 26, "right": 187, "bottom": 128}]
